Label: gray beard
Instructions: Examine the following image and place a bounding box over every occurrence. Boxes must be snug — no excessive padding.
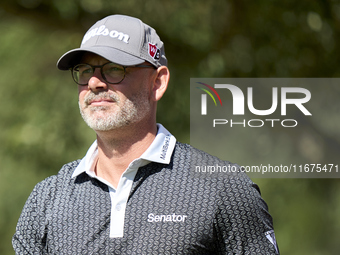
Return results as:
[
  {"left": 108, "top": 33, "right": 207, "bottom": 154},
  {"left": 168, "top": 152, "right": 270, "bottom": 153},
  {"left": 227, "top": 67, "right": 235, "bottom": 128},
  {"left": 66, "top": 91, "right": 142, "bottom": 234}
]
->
[{"left": 79, "top": 91, "right": 150, "bottom": 131}]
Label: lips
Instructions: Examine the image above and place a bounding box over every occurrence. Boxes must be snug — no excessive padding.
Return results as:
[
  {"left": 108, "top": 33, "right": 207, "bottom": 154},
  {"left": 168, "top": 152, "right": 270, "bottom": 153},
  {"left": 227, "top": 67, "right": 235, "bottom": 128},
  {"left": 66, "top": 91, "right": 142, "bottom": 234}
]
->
[
  {"left": 89, "top": 99, "right": 114, "bottom": 105},
  {"left": 84, "top": 92, "right": 118, "bottom": 106}
]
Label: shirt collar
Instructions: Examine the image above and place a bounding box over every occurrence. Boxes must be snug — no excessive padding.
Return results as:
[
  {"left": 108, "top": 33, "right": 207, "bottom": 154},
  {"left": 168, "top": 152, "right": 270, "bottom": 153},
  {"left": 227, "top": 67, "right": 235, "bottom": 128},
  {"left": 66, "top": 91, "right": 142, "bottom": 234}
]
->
[{"left": 71, "top": 124, "right": 176, "bottom": 179}]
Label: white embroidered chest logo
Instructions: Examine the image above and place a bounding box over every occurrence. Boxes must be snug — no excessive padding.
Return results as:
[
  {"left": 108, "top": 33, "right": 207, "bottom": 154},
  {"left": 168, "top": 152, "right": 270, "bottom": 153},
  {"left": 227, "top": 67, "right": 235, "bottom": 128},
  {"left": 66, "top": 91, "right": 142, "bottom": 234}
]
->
[{"left": 147, "top": 213, "right": 188, "bottom": 223}]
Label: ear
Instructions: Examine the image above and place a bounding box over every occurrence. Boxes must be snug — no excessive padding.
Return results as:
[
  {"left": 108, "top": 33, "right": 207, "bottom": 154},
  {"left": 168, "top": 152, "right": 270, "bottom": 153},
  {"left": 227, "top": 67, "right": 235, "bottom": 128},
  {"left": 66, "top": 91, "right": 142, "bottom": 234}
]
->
[{"left": 151, "top": 66, "right": 170, "bottom": 102}]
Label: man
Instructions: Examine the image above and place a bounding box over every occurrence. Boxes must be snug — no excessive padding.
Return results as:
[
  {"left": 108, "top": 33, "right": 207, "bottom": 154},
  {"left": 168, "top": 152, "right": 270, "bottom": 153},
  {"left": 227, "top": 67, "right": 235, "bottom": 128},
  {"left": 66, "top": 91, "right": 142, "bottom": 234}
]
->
[{"left": 13, "top": 14, "right": 279, "bottom": 254}]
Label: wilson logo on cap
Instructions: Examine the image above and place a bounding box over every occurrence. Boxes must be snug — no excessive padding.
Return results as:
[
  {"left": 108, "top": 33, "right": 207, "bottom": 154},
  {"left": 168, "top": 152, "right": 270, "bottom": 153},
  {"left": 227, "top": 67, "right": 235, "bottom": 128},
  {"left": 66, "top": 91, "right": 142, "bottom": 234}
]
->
[
  {"left": 148, "top": 43, "right": 160, "bottom": 61},
  {"left": 82, "top": 25, "right": 130, "bottom": 45}
]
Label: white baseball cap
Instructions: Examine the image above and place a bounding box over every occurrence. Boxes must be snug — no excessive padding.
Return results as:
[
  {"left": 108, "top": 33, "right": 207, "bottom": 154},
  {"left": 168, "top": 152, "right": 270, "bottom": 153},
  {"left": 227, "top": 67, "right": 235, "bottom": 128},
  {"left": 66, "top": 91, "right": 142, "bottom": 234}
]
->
[{"left": 57, "top": 14, "right": 167, "bottom": 70}]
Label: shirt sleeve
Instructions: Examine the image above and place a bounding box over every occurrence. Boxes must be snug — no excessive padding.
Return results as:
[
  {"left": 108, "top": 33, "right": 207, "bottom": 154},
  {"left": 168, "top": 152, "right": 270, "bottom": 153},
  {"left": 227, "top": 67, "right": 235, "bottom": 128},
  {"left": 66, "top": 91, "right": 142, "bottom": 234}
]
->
[
  {"left": 12, "top": 177, "right": 55, "bottom": 255},
  {"left": 214, "top": 174, "right": 279, "bottom": 254}
]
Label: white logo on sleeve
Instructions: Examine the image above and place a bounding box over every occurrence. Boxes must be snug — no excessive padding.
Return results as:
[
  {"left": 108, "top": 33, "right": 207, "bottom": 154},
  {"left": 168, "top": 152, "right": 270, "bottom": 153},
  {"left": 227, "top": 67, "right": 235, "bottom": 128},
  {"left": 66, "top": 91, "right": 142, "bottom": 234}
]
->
[
  {"left": 147, "top": 213, "right": 187, "bottom": 223},
  {"left": 265, "top": 230, "right": 279, "bottom": 254}
]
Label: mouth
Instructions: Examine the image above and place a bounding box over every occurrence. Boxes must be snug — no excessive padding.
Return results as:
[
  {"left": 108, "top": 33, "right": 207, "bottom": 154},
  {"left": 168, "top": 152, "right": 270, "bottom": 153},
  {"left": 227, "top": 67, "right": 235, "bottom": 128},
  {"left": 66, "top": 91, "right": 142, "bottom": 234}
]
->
[
  {"left": 88, "top": 99, "right": 115, "bottom": 106},
  {"left": 84, "top": 92, "right": 118, "bottom": 107}
]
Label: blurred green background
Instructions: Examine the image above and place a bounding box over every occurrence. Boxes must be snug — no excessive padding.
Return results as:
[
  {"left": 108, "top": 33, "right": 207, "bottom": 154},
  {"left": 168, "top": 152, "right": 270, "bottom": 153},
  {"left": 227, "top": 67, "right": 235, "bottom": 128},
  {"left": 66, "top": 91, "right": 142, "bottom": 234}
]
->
[{"left": 1, "top": 1, "right": 340, "bottom": 254}]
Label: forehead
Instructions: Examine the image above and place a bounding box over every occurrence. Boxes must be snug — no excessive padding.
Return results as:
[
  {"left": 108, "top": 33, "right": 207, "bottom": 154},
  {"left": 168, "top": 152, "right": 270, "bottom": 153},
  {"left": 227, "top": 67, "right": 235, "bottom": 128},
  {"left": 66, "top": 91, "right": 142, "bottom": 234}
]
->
[{"left": 81, "top": 52, "right": 109, "bottom": 64}]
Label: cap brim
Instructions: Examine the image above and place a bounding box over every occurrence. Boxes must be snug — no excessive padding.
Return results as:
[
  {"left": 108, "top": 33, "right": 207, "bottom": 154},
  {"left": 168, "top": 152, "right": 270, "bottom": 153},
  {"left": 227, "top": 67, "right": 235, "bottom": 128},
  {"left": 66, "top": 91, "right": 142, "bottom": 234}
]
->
[{"left": 57, "top": 46, "right": 145, "bottom": 70}]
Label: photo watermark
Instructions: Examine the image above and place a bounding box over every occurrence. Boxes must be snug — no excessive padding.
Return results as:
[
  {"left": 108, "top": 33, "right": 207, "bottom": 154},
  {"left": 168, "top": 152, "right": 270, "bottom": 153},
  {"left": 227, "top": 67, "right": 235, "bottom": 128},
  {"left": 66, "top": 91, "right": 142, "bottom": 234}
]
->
[{"left": 190, "top": 78, "right": 340, "bottom": 178}]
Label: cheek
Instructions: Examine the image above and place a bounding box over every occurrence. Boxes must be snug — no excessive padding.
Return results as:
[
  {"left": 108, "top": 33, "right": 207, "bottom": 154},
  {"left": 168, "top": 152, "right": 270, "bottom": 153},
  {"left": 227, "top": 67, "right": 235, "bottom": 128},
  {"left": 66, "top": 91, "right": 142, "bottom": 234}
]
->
[{"left": 78, "top": 87, "right": 88, "bottom": 102}]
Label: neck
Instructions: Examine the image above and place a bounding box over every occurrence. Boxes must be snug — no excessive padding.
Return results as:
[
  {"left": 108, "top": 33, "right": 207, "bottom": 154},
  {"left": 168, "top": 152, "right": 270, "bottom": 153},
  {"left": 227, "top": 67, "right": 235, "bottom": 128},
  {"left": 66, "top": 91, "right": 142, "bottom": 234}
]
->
[{"left": 94, "top": 121, "right": 157, "bottom": 188}]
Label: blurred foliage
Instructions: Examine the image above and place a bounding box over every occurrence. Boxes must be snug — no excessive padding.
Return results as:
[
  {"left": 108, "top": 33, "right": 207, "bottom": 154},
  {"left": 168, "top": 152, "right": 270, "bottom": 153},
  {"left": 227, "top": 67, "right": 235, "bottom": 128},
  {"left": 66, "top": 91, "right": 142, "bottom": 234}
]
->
[{"left": 0, "top": 0, "right": 340, "bottom": 254}]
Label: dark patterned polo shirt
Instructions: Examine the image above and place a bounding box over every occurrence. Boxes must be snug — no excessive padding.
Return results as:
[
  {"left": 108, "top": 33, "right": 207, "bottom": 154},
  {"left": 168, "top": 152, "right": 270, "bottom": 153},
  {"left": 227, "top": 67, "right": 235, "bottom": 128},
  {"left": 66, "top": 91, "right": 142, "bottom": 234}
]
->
[{"left": 13, "top": 125, "right": 279, "bottom": 254}]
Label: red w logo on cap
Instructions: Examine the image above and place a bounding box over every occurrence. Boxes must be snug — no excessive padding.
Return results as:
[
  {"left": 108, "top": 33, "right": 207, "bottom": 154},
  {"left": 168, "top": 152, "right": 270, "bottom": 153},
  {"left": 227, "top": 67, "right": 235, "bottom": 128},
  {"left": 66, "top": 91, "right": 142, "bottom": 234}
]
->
[{"left": 148, "top": 43, "right": 160, "bottom": 60}]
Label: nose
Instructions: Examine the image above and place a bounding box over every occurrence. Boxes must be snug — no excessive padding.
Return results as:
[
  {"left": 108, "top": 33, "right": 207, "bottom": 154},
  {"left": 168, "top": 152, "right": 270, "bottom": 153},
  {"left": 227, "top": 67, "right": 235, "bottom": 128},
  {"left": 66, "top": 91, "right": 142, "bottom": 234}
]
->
[{"left": 87, "top": 69, "right": 108, "bottom": 92}]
